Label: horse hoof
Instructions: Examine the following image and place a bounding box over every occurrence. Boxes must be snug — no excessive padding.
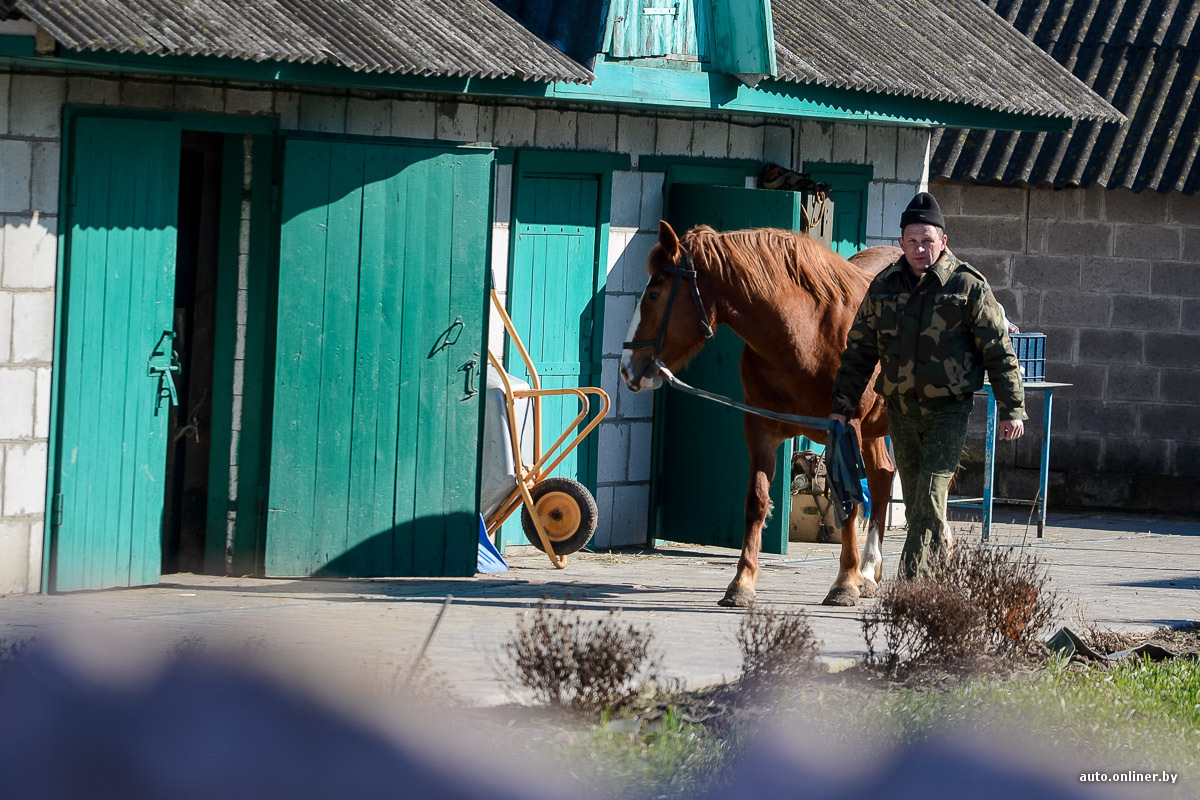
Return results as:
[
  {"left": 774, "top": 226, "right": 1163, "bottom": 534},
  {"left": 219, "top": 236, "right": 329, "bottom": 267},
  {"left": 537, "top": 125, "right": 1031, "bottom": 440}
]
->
[
  {"left": 859, "top": 579, "right": 879, "bottom": 599},
  {"left": 822, "top": 587, "right": 860, "bottom": 607},
  {"left": 718, "top": 587, "right": 756, "bottom": 608}
]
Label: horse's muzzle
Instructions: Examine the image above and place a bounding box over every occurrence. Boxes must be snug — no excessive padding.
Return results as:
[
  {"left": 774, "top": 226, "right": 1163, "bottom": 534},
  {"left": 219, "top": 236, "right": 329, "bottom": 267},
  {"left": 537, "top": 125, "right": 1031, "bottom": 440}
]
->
[{"left": 620, "top": 354, "right": 662, "bottom": 392}]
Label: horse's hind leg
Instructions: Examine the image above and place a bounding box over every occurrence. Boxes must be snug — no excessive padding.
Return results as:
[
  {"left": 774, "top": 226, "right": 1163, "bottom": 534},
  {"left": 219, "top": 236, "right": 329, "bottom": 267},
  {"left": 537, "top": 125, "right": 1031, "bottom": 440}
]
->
[
  {"left": 719, "top": 422, "right": 782, "bottom": 608},
  {"left": 858, "top": 435, "right": 895, "bottom": 598}
]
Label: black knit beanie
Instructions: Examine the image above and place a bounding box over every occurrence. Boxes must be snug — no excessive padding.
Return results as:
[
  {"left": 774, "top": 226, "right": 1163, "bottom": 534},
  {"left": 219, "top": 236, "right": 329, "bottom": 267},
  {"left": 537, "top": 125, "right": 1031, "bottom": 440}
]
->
[{"left": 900, "top": 192, "right": 945, "bottom": 230}]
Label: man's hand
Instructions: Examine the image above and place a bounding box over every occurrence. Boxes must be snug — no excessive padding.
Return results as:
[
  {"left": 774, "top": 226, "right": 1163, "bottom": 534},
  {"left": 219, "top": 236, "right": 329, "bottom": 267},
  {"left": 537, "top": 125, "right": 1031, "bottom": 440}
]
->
[
  {"left": 830, "top": 413, "right": 848, "bottom": 426},
  {"left": 1000, "top": 419, "right": 1024, "bottom": 440}
]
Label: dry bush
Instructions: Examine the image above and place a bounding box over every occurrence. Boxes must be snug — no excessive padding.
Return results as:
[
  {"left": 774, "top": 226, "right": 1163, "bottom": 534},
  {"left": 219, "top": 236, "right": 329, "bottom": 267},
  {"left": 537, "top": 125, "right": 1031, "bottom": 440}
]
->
[
  {"left": 862, "top": 544, "right": 1062, "bottom": 677},
  {"left": 735, "top": 605, "right": 820, "bottom": 694},
  {"left": 499, "top": 599, "right": 660, "bottom": 712}
]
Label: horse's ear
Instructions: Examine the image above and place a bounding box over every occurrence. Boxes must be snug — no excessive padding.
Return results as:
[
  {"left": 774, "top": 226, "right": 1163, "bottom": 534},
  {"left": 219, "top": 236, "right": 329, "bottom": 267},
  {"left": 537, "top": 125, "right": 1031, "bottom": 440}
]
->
[{"left": 658, "top": 220, "right": 680, "bottom": 254}]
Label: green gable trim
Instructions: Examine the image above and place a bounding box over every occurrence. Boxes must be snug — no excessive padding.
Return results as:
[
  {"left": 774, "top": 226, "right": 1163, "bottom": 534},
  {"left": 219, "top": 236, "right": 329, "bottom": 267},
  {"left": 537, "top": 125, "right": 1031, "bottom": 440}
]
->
[
  {"left": 711, "top": 0, "right": 776, "bottom": 77},
  {"left": 8, "top": 48, "right": 1073, "bottom": 133},
  {"left": 638, "top": 155, "right": 760, "bottom": 177},
  {"left": 514, "top": 150, "right": 632, "bottom": 175},
  {"left": 0, "top": 35, "right": 35, "bottom": 58}
]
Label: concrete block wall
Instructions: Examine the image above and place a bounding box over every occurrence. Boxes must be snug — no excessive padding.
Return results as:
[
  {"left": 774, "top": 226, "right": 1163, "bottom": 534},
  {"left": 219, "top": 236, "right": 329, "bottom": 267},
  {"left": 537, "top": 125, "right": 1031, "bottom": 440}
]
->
[{"left": 933, "top": 180, "right": 1200, "bottom": 513}]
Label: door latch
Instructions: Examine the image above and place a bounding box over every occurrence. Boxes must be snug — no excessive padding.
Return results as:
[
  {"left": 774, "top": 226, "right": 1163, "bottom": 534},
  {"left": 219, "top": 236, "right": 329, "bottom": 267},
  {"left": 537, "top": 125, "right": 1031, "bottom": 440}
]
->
[
  {"left": 147, "top": 329, "right": 182, "bottom": 415},
  {"left": 460, "top": 352, "right": 480, "bottom": 400}
]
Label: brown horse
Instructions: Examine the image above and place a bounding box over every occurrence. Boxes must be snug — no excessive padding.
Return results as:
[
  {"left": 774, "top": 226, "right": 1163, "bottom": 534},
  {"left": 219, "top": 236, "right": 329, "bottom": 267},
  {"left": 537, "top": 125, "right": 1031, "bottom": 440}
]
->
[{"left": 621, "top": 221, "right": 900, "bottom": 607}]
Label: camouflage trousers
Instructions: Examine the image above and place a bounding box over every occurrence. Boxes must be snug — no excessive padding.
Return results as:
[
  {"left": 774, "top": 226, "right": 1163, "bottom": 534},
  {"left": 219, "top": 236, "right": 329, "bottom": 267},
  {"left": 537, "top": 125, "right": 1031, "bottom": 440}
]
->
[{"left": 887, "top": 397, "right": 973, "bottom": 579}]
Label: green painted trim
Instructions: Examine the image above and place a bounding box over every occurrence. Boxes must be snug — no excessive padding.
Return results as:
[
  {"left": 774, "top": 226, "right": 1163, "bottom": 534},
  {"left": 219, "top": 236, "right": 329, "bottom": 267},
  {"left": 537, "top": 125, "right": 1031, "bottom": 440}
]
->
[
  {"left": 803, "top": 162, "right": 875, "bottom": 184},
  {"left": 639, "top": 155, "right": 759, "bottom": 176},
  {"left": 2, "top": 49, "right": 1075, "bottom": 132},
  {"left": 710, "top": 0, "right": 776, "bottom": 76},
  {"left": 805, "top": 161, "right": 873, "bottom": 255},
  {"left": 66, "top": 104, "right": 279, "bottom": 135},
  {"left": 0, "top": 35, "right": 36, "bottom": 58},
  {"left": 516, "top": 149, "right": 632, "bottom": 175}
]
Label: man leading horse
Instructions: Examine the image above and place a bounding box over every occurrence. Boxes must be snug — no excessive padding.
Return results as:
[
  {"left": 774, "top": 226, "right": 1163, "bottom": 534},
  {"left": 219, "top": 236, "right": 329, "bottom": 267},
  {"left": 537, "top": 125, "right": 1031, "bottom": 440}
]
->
[{"left": 829, "top": 191, "right": 1026, "bottom": 578}]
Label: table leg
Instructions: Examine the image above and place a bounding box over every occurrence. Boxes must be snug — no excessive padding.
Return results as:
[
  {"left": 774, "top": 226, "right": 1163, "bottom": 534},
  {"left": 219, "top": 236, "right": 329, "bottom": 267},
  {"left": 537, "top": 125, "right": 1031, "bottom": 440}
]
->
[
  {"left": 983, "top": 388, "right": 996, "bottom": 541},
  {"left": 1038, "top": 388, "right": 1053, "bottom": 538}
]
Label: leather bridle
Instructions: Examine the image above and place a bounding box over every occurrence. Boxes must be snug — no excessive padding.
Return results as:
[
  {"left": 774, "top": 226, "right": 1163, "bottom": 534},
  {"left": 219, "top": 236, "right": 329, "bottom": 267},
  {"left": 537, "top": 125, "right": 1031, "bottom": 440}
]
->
[{"left": 622, "top": 248, "right": 714, "bottom": 356}]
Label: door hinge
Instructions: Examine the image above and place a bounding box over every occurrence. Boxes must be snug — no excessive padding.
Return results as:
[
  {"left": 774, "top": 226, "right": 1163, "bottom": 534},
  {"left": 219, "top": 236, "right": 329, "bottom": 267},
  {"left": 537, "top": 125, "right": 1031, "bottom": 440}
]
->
[{"left": 52, "top": 492, "right": 64, "bottom": 527}]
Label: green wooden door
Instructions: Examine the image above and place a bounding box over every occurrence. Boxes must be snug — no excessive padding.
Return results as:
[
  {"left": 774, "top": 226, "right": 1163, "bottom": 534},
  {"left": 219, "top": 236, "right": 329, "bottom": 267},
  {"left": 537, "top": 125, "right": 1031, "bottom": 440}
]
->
[
  {"left": 804, "top": 163, "right": 872, "bottom": 258},
  {"left": 500, "top": 171, "right": 605, "bottom": 545},
  {"left": 267, "top": 138, "right": 492, "bottom": 577},
  {"left": 651, "top": 182, "right": 803, "bottom": 553},
  {"left": 52, "top": 117, "right": 182, "bottom": 591}
]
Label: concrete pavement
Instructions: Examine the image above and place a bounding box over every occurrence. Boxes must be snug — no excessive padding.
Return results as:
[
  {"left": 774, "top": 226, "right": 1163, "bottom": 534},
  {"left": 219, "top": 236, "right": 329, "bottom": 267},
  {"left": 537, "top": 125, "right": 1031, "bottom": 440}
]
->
[{"left": 1, "top": 511, "right": 1197, "bottom": 707}]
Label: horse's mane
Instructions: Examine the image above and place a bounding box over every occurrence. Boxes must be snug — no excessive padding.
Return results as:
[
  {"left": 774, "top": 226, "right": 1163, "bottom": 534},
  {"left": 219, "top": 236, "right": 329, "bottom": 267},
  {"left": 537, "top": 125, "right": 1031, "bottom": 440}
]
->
[{"left": 684, "top": 226, "right": 870, "bottom": 306}]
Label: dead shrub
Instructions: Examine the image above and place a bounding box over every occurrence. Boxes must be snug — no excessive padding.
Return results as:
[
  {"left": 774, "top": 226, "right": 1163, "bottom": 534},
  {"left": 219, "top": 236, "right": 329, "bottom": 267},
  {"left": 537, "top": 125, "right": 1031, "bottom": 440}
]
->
[
  {"left": 499, "top": 599, "right": 660, "bottom": 713},
  {"left": 862, "top": 543, "right": 1062, "bottom": 677},
  {"left": 735, "top": 605, "right": 820, "bottom": 694}
]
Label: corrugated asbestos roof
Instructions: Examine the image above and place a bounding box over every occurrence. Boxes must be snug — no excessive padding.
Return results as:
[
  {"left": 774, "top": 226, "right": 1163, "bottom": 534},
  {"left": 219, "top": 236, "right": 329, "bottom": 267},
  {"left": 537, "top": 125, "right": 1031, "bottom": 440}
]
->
[
  {"left": 771, "top": 0, "right": 1122, "bottom": 122},
  {"left": 8, "top": 0, "right": 594, "bottom": 83},
  {"left": 931, "top": 0, "right": 1200, "bottom": 193}
]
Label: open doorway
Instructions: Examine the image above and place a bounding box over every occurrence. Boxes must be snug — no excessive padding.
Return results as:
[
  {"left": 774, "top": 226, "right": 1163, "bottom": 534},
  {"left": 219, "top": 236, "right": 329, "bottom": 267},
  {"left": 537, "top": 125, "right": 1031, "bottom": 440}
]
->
[{"left": 162, "top": 131, "right": 224, "bottom": 574}]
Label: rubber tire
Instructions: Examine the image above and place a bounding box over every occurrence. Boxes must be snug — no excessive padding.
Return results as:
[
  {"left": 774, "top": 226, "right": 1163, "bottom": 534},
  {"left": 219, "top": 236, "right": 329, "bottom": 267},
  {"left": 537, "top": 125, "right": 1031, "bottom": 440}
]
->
[{"left": 520, "top": 476, "right": 598, "bottom": 556}]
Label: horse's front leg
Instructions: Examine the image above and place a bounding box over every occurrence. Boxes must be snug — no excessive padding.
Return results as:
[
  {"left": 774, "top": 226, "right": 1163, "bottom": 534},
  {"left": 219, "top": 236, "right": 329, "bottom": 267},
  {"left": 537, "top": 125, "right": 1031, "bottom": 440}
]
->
[
  {"left": 719, "top": 422, "right": 782, "bottom": 608},
  {"left": 823, "top": 422, "right": 875, "bottom": 607},
  {"left": 856, "top": 434, "right": 895, "bottom": 598}
]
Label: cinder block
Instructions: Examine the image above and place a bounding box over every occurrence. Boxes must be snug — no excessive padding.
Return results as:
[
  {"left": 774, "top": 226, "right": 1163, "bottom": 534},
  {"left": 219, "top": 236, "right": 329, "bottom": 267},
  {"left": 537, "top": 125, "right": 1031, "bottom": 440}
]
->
[
  {"left": 1150, "top": 261, "right": 1200, "bottom": 297},
  {"left": 534, "top": 109, "right": 576, "bottom": 149},
  {"left": 1144, "top": 332, "right": 1200, "bottom": 368},
  {"left": 298, "top": 94, "right": 346, "bottom": 133},
  {"left": 1067, "top": 399, "right": 1137, "bottom": 434},
  {"left": 610, "top": 172, "right": 642, "bottom": 228},
  {"left": 831, "top": 124, "right": 867, "bottom": 164},
  {"left": 657, "top": 118, "right": 693, "bottom": 156},
  {"left": 627, "top": 421, "right": 652, "bottom": 481},
  {"left": 929, "top": 181, "right": 961, "bottom": 214},
  {"left": 0, "top": 74, "right": 9, "bottom": 134},
  {"left": 2, "top": 216, "right": 57, "bottom": 289},
  {"left": 1104, "top": 187, "right": 1169, "bottom": 225},
  {"left": 880, "top": 182, "right": 915, "bottom": 237},
  {"left": 121, "top": 80, "right": 174, "bottom": 110},
  {"left": 601, "top": 357, "right": 620, "bottom": 418},
  {"left": 1060, "top": 469, "right": 1132, "bottom": 509},
  {"left": 27, "top": 519, "right": 43, "bottom": 593},
  {"left": 610, "top": 483, "right": 650, "bottom": 546},
  {"left": 1032, "top": 323, "right": 1076, "bottom": 361},
  {"left": 1102, "top": 435, "right": 1170, "bottom": 475},
  {"left": 11, "top": 291, "right": 54, "bottom": 363},
  {"left": 274, "top": 92, "right": 300, "bottom": 130},
  {"left": 0, "top": 140, "right": 32, "bottom": 214},
  {"left": 728, "top": 122, "right": 764, "bottom": 161},
  {"left": 1160, "top": 367, "right": 1200, "bottom": 403},
  {"left": 597, "top": 422, "right": 629, "bottom": 483},
  {"left": 174, "top": 84, "right": 224, "bottom": 113},
  {"left": 1081, "top": 186, "right": 1105, "bottom": 220},
  {"left": 493, "top": 163, "right": 512, "bottom": 225},
  {"left": 959, "top": 185, "right": 1026, "bottom": 218},
  {"left": 2, "top": 441, "right": 47, "bottom": 515},
  {"left": 0, "top": 519, "right": 31, "bottom": 595},
  {"left": 1028, "top": 187, "right": 1082, "bottom": 220},
  {"left": 0, "top": 368, "right": 35, "bottom": 437},
  {"left": 576, "top": 112, "right": 616, "bottom": 152},
  {"left": 620, "top": 231, "right": 655, "bottom": 292},
  {"left": 896, "top": 127, "right": 930, "bottom": 182},
  {"left": 9, "top": 75, "right": 65, "bottom": 138},
  {"left": 605, "top": 227, "right": 631, "bottom": 283},
  {"left": 692, "top": 119, "right": 729, "bottom": 158},
  {"left": 1183, "top": 299, "right": 1200, "bottom": 332},
  {"left": 639, "top": 171, "right": 664, "bottom": 230},
  {"left": 619, "top": 378, "right": 655, "bottom": 420},
  {"left": 797, "top": 119, "right": 833, "bottom": 163},
  {"left": 617, "top": 115, "right": 656, "bottom": 165},
  {"left": 1140, "top": 403, "right": 1200, "bottom": 439},
  {"left": 602, "top": 293, "right": 637, "bottom": 355},
  {"left": 1115, "top": 224, "right": 1180, "bottom": 260},
  {"left": 1024, "top": 218, "right": 1047, "bottom": 253},
  {"left": 590, "top": 485, "right": 615, "bottom": 549},
  {"left": 1080, "top": 257, "right": 1150, "bottom": 294},
  {"left": 946, "top": 215, "right": 1024, "bottom": 251},
  {"left": 866, "top": 126, "right": 897, "bottom": 180},
  {"left": 345, "top": 97, "right": 391, "bottom": 137},
  {"left": 991, "top": 287, "right": 1023, "bottom": 325},
  {"left": 964, "top": 251, "right": 1011, "bottom": 286},
  {"left": 31, "top": 143, "right": 60, "bottom": 215},
  {"left": 0, "top": 292, "right": 12, "bottom": 363},
  {"left": 1077, "top": 328, "right": 1142, "bottom": 365},
  {"left": 1012, "top": 254, "right": 1080, "bottom": 290},
  {"left": 436, "top": 102, "right": 478, "bottom": 142},
  {"left": 1169, "top": 193, "right": 1200, "bottom": 225},
  {"left": 762, "top": 124, "right": 793, "bottom": 166},
  {"left": 1183, "top": 227, "right": 1200, "bottom": 261},
  {"left": 67, "top": 77, "right": 120, "bottom": 106},
  {"left": 475, "top": 106, "right": 495, "bottom": 147},
  {"left": 1039, "top": 291, "right": 1110, "bottom": 327},
  {"left": 1107, "top": 365, "right": 1159, "bottom": 401},
  {"left": 1110, "top": 295, "right": 1179, "bottom": 330},
  {"left": 1174, "top": 441, "right": 1200, "bottom": 477},
  {"left": 492, "top": 105, "right": 534, "bottom": 147},
  {"left": 490, "top": 224, "right": 509, "bottom": 291},
  {"left": 1045, "top": 221, "right": 1112, "bottom": 257},
  {"left": 1046, "top": 362, "right": 1104, "bottom": 399},
  {"left": 1048, "top": 433, "right": 1102, "bottom": 471},
  {"left": 225, "top": 88, "right": 273, "bottom": 116}
]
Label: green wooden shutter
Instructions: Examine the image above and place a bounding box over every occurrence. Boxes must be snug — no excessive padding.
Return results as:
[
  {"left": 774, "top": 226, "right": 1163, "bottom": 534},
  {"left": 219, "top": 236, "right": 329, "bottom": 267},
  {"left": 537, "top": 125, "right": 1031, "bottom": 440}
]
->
[
  {"left": 267, "top": 139, "right": 492, "bottom": 577},
  {"left": 652, "top": 182, "right": 803, "bottom": 554},
  {"left": 53, "top": 117, "right": 182, "bottom": 591}
]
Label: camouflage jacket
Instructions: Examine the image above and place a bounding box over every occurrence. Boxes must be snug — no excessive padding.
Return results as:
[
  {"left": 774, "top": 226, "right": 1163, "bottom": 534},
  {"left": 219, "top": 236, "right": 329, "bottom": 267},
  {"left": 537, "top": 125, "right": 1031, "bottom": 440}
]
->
[{"left": 831, "top": 249, "right": 1027, "bottom": 420}]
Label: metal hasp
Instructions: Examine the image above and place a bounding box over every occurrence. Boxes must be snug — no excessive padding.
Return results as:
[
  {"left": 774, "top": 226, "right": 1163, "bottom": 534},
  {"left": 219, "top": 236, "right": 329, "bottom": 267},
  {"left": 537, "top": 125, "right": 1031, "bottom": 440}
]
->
[
  {"left": 147, "top": 329, "right": 182, "bottom": 414},
  {"left": 949, "top": 382, "right": 1071, "bottom": 540}
]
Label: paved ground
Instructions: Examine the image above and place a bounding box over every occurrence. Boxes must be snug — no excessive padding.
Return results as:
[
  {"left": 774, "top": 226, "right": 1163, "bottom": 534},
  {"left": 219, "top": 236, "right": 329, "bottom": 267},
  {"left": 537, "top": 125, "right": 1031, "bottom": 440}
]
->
[{"left": 1, "top": 510, "right": 1197, "bottom": 707}]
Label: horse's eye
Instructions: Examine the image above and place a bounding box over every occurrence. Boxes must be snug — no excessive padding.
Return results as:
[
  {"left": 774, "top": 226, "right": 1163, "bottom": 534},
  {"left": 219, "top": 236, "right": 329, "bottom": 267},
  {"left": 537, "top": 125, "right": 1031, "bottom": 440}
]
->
[{"left": 647, "top": 291, "right": 661, "bottom": 301}]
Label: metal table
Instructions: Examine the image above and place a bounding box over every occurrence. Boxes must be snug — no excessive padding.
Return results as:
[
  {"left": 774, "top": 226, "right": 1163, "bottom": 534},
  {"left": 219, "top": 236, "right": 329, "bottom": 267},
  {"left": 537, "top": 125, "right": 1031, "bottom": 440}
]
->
[{"left": 948, "top": 381, "right": 1070, "bottom": 540}]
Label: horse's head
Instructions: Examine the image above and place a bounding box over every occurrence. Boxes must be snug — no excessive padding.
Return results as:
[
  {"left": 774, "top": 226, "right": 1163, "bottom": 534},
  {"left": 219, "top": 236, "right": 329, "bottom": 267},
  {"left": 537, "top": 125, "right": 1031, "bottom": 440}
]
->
[{"left": 620, "top": 220, "right": 715, "bottom": 392}]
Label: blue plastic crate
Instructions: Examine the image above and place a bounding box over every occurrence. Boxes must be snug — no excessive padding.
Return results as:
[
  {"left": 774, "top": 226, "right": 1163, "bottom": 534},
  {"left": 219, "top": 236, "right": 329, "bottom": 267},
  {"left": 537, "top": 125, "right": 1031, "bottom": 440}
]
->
[{"left": 1011, "top": 332, "right": 1046, "bottom": 382}]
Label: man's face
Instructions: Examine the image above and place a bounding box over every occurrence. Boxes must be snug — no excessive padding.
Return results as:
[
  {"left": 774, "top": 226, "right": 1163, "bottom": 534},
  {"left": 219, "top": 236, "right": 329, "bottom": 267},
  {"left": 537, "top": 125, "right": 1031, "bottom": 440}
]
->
[{"left": 898, "top": 223, "right": 948, "bottom": 275}]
